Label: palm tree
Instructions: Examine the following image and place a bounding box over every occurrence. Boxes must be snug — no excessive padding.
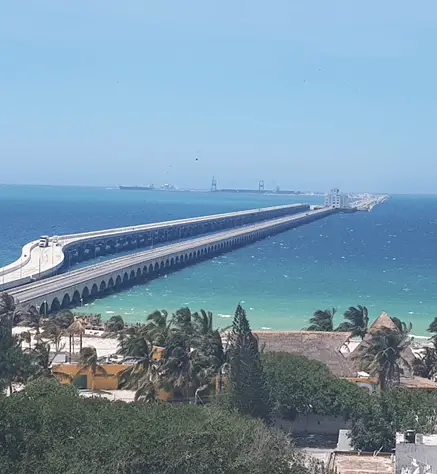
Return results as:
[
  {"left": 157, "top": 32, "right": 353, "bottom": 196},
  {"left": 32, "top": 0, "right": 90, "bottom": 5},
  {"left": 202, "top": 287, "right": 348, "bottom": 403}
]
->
[
  {"left": 428, "top": 317, "right": 437, "bottom": 334},
  {"left": 355, "top": 328, "right": 412, "bottom": 391},
  {"left": 53, "top": 310, "right": 75, "bottom": 330},
  {"left": 29, "top": 342, "right": 72, "bottom": 381},
  {"left": 391, "top": 317, "right": 413, "bottom": 336},
  {"left": 117, "top": 327, "right": 156, "bottom": 401},
  {"left": 305, "top": 308, "right": 336, "bottom": 331},
  {"left": 19, "top": 306, "right": 43, "bottom": 334},
  {"left": 66, "top": 320, "right": 85, "bottom": 358},
  {"left": 106, "top": 315, "right": 124, "bottom": 333},
  {"left": 192, "top": 309, "right": 228, "bottom": 370},
  {"left": 20, "top": 331, "right": 32, "bottom": 350},
  {"left": 40, "top": 320, "right": 65, "bottom": 353},
  {"left": 336, "top": 305, "right": 369, "bottom": 339},
  {"left": 413, "top": 340, "right": 437, "bottom": 381},
  {"left": 145, "top": 310, "right": 174, "bottom": 346},
  {"left": 0, "top": 292, "right": 15, "bottom": 329},
  {"left": 78, "top": 346, "right": 107, "bottom": 391}
]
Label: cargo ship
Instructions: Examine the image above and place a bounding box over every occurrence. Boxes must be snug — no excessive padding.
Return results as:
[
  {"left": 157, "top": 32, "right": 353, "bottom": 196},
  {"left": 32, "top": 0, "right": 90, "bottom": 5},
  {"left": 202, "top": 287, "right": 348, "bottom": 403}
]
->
[{"left": 119, "top": 185, "right": 155, "bottom": 191}]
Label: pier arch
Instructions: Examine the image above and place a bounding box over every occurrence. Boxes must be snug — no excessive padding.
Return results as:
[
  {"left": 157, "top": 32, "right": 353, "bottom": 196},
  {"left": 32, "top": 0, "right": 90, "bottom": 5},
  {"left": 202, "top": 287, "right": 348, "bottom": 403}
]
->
[
  {"left": 115, "top": 275, "right": 122, "bottom": 287},
  {"left": 72, "top": 290, "right": 81, "bottom": 306},
  {"left": 100, "top": 280, "right": 107, "bottom": 292},
  {"left": 82, "top": 286, "right": 90, "bottom": 300},
  {"left": 130, "top": 270, "right": 136, "bottom": 280},
  {"left": 50, "top": 298, "right": 61, "bottom": 313},
  {"left": 91, "top": 284, "right": 98, "bottom": 298},
  {"left": 61, "top": 293, "right": 71, "bottom": 309},
  {"left": 39, "top": 301, "right": 49, "bottom": 316}
]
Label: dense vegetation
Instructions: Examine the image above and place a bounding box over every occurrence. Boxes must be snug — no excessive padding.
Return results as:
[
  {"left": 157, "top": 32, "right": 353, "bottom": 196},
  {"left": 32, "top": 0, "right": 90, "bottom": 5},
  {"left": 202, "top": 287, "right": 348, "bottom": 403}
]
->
[
  {"left": 0, "top": 379, "right": 325, "bottom": 474},
  {"left": 262, "top": 352, "right": 368, "bottom": 420}
]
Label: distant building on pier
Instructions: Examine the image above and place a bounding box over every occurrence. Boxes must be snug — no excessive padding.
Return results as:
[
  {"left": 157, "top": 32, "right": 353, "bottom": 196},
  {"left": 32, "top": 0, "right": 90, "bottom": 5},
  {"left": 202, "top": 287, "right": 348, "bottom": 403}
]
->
[{"left": 324, "top": 188, "right": 350, "bottom": 209}]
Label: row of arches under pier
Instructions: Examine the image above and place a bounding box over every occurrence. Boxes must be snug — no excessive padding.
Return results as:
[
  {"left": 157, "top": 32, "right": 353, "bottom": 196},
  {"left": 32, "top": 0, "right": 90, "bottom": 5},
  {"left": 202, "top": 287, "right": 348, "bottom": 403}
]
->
[
  {"left": 60, "top": 205, "right": 309, "bottom": 269},
  {"left": 33, "top": 229, "right": 276, "bottom": 315},
  {"left": 32, "top": 210, "right": 327, "bottom": 316}
]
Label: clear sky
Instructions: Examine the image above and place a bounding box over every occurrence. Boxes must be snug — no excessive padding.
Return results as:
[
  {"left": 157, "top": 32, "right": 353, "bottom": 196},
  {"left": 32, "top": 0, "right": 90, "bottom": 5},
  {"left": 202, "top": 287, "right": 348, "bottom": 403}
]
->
[{"left": 1, "top": 1, "right": 437, "bottom": 193}]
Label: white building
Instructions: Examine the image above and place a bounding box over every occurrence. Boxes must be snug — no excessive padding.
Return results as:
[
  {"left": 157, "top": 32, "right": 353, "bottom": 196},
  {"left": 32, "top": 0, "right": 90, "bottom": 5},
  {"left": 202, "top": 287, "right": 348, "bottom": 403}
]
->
[
  {"left": 324, "top": 188, "right": 350, "bottom": 209},
  {"left": 396, "top": 432, "right": 437, "bottom": 473}
]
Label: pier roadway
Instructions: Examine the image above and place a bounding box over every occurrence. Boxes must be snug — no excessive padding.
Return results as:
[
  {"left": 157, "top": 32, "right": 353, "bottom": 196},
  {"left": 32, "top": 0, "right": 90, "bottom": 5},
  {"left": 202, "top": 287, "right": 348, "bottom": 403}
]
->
[
  {"left": 0, "top": 203, "right": 309, "bottom": 291},
  {"left": 9, "top": 207, "right": 335, "bottom": 315}
]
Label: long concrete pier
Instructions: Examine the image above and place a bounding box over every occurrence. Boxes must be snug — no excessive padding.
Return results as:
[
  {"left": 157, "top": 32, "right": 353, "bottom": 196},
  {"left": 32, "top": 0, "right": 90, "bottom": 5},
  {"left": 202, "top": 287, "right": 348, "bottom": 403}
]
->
[
  {"left": 0, "top": 203, "right": 309, "bottom": 291},
  {"left": 9, "top": 207, "right": 335, "bottom": 314}
]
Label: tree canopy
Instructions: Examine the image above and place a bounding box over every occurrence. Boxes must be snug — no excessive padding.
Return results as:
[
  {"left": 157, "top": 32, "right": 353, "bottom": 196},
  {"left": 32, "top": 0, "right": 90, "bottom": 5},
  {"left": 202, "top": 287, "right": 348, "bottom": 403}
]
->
[
  {"left": 262, "top": 352, "right": 369, "bottom": 420},
  {"left": 0, "top": 378, "right": 324, "bottom": 474},
  {"left": 226, "top": 304, "right": 270, "bottom": 421}
]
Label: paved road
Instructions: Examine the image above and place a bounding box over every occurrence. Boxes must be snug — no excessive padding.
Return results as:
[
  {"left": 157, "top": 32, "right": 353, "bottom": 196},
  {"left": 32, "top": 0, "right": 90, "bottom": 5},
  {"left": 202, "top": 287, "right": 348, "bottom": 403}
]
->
[
  {"left": 9, "top": 208, "right": 333, "bottom": 305},
  {"left": 0, "top": 203, "right": 307, "bottom": 290}
]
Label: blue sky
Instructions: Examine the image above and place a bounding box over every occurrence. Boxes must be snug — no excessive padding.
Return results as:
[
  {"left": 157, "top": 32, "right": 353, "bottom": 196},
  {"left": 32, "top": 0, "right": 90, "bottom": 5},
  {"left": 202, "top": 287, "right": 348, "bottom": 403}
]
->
[{"left": 1, "top": 1, "right": 437, "bottom": 193}]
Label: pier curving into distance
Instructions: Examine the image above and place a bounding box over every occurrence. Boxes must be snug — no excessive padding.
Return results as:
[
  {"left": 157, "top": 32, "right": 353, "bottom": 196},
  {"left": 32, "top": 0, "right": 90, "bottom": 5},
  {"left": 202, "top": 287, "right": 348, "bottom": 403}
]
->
[
  {"left": 0, "top": 203, "right": 309, "bottom": 291},
  {"left": 9, "top": 207, "right": 336, "bottom": 315}
]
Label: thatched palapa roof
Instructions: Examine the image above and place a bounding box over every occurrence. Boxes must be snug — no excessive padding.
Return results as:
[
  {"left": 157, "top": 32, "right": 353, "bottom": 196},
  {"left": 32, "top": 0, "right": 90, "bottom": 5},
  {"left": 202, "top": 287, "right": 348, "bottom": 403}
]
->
[
  {"left": 254, "top": 331, "right": 356, "bottom": 378},
  {"left": 66, "top": 320, "right": 86, "bottom": 335}
]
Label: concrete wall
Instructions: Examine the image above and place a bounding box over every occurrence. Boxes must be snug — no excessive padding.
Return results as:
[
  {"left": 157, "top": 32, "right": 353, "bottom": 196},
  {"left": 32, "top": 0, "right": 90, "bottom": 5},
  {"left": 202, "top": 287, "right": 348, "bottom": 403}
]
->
[
  {"left": 274, "top": 414, "right": 351, "bottom": 435},
  {"left": 396, "top": 435, "right": 437, "bottom": 474}
]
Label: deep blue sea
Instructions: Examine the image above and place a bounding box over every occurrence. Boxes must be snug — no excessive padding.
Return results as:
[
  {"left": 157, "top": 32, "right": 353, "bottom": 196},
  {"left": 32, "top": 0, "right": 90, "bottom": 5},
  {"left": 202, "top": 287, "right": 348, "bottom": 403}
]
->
[{"left": 1, "top": 185, "right": 437, "bottom": 335}]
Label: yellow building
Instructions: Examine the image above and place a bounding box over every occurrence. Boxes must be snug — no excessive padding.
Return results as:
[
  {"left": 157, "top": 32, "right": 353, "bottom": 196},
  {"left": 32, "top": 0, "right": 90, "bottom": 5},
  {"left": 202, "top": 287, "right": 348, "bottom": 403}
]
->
[{"left": 53, "top": 363, "right": 129, "bottom": 390}]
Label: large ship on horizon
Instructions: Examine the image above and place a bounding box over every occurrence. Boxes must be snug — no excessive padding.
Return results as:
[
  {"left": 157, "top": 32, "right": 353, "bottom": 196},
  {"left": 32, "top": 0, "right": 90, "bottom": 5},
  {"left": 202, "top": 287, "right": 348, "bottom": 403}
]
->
[{"left": 119, "top": 185, "right": 155, "bottom": 191}]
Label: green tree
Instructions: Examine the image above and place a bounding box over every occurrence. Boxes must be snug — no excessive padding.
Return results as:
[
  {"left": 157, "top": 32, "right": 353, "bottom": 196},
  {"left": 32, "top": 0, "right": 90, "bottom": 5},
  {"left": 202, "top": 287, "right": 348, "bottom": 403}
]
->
[
  {"left": 106, "top": 315, "right": 124, "bottom": 333},
  {"left": 336, "top": 305, "right": 369, "bottom": 339},
  {"left": 0, "top": 292, "right": 15, "bottom": 328},
  {"left": 0, "top": 304, "right": 33, "bottom": 393},
  {"left": 428, "top": 317, "right": 437, "bottom": 334},
  {"left": 305, "top": 308, "right": 336, "bottom": 332},
  {"left": 192, "top": 309, "right": 228, "bottom": 370},
  {"left": 355, "top": 328, "right": 412, "bottom": 391},
  {"left": 18, "top": 306, "right": 43, "bottom": 334},
  {"left": 227, "top": 304, "right": 270, "bottom": 421},
  {"left": 78, "top": 346, "right": 107, "bottom": 391},
  {"left": 144, "top": 309, "right": 174, "bottom": 345},
  {"left": 20, "top": 330, "right": 32, "bottom": 350},
  {"left": 262, "top": 352, "right": 369, "bottom": 420},
  {"left": 349, "top": 394, "right": 396, "bottom": 452},
  {"left": 413, "top": 342, "right": 437, "bottom": 380},
  {"left": 40, "top": 319, "right": 65, "bottom": 353},
  {"left": 0, "top": 378, "right": 324, "bottom": 474},
  {"left": 391, "top": 317, "right": 412, "bottom": 335},
  {"left": 53, "top": 310, "right": 75, "bottom": 330},
  {"left": 117, "top": 326, "right": 156, "bottom": 401}
]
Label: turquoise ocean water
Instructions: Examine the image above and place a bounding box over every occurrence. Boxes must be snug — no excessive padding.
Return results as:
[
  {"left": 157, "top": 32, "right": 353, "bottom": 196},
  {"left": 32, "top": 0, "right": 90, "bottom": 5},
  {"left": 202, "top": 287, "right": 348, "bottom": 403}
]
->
[{"left": 1, "top": 185, "right": 437, "bottom": 335}]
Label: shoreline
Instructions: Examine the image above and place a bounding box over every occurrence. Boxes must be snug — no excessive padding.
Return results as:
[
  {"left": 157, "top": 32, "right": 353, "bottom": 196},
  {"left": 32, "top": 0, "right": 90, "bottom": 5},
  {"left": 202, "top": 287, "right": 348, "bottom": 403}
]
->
[
  {"left": 13, "top": 326, "right": 434, "bottom": 364},
  {"left": 72, "top": 302, "right": 436, "bottom": 338}
]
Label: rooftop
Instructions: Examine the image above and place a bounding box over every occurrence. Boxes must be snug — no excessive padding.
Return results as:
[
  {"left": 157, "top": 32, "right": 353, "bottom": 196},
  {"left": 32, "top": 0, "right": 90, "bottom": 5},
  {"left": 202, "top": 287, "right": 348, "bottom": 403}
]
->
[
  {"left": 368, "top": 311, "right": 398, "bottom": 332},
  {"left": 332, "top": 452, "right": 394, "bottom": 474},
  {"left": 254, "top": 331, "right": 356, "bottom": 378},
  {"left": 396, "top": 433, "right": 437, "bottom": 446}
]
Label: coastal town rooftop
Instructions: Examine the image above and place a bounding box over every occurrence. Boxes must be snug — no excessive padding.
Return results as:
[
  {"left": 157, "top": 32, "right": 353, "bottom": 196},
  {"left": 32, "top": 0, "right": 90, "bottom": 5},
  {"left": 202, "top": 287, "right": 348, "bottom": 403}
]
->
[{"left": 254, "top": 330, "right": 356, "bottom": 378}]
